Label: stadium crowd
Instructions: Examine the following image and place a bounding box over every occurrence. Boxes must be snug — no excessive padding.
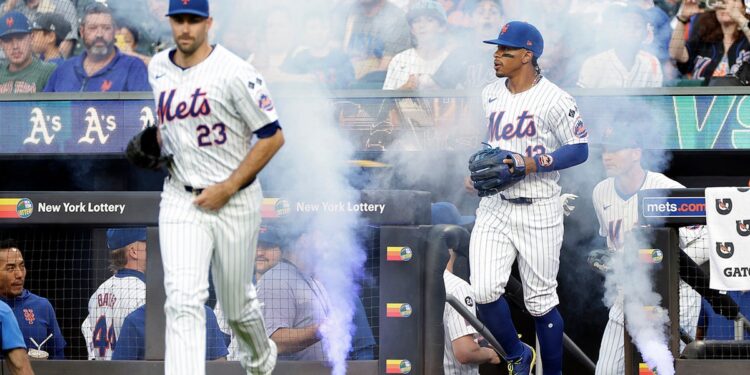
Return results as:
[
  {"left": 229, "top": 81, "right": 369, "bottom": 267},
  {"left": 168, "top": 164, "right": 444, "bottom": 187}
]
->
[{"left": 0, "top": 0, "right": 748, "bottom": 94}]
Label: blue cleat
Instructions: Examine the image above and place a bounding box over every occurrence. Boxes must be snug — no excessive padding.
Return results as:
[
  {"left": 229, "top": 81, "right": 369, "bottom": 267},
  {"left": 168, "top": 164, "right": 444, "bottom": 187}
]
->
[{"left": 507, "top": 342, "right": 536, "bottom": 375}]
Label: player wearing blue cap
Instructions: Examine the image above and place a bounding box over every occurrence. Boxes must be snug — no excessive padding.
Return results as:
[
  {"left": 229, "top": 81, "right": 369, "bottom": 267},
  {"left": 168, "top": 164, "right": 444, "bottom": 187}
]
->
[
  {"left": 81, "top": 228, "right": 147, "bottom": 360},
  {"left": 467, "top": 21, "right": 588, "bottom": 375},
  {"left": 0, "top": 299, "right": 34, "bottom": 374}
]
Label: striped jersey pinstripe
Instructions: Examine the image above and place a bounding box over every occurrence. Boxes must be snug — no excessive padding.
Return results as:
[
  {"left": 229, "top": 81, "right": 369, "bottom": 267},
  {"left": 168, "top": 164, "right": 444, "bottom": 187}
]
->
[
  {"left": 592, "top": 171, "right": 708, "bottom": 374},
  {"left": 444, "top": 271, "right": 480, "bottom": 375}
]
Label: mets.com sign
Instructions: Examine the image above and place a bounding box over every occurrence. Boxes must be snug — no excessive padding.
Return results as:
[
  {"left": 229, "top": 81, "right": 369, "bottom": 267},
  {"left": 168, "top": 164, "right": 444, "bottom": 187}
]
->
[
  {"left": 0, "top": 93, "right": 747, "bottom": 154},
  {"left": 642, "top": 197, "right": 706, "bottom": 218}
]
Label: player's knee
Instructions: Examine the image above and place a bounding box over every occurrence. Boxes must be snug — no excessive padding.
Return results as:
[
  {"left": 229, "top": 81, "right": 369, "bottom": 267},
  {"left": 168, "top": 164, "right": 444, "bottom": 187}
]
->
[
  {"left": 474, "top": 287, "right": 506, "bottom": 305},
  {"left": 524, "top": 296, "right": 558, "bottom": 317}
]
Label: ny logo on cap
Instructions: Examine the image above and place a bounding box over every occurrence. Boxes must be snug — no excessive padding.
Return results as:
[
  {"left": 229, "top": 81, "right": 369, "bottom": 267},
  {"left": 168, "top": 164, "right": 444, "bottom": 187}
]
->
[
  {"left": 527, "top": 40, "right": 533, "bottom": 46},
  {"left": 501, "top": 23, "right": 509, "bottom": 34},
  {"left": 6, "top": 17, "right": 14, "bottom": 28},
  {"left": 182, "top": 0, "right": 190, "bottom": 4}
]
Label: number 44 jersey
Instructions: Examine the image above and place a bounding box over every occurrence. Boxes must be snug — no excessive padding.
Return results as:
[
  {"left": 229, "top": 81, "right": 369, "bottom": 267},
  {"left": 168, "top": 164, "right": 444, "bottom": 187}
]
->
[{"left": 82, "top": 269, "right": 146, "bottom": 360}]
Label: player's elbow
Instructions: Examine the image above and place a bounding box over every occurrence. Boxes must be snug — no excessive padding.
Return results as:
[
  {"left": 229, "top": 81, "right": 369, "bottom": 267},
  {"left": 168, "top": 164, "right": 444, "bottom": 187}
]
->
[
  {"left": 452, "top": 336, "right": 480, "bottom": 364},
  {"left": 571, "top": 143, "right": 588, "bottom": 166}
]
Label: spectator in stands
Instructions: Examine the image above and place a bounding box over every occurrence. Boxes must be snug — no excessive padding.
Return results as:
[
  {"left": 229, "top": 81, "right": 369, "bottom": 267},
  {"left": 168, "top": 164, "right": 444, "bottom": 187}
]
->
[
  {"left": 670, "top": 0, "right": 750, "bottom": 85},
  {"left": 0, "top": 239, "right": 66, "bottom": 359},
  {"left": 112, "top": 304, "right": 228, "bottom": 361},
  {"left": 383, "top": 0, "right": 453, "bottom": 90},
  {"left": 77, "top": 0, "right": 171, "bottom": 55},
  {"left": 431, "top": 202, "right": 501, "bottom": 374},
  {"left": 433, "top": 0, "right": 501, "bottom": 89},
  {"left": 30, "top": 12, "right": 70, "bottom": 65},
  {"left": 630, "top": 0, "right": 673, "bottom": 65},
  {"left": 115, "top": 22, "right": 151, "bottom": 66},
  {"left": 578, "top": 3, "right": 664, "bottom": 88},
  {"left": 280, "top": 11, "right": 356, "bottom": 89},
  {"left": 43, "top": 3, "right": 149, "bottom": 92},
  {"left": 81, "top": 228, "right": 147, "bottom": 360},
  {"left": 339, "top": 0, "right": 411, "bottom": 86},
  {"left": 1, "top": 0, "right": 78, "bottom": 58},
  {"left": 0, "top": 300, "right": 34, "bottom": 374},
  {"left": 0, "top": 11, "right": 54, "bottom": 93}
]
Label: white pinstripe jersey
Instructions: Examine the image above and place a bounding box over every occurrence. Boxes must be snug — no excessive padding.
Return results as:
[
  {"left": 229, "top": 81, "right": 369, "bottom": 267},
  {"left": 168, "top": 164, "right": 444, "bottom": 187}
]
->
[
  {"left": 481, "top": 77, "right": 588, "bottom": 199},
  {"left": 443, "top": 271, "right": 479, "bottom": 375},
  {"left": 149, "top": 45, "right": 279, "bottom": 188},
  {"left": 81, "top": 270, "right": 146, "bottom": 360},
  {"left": 592, "top": 171, "right": 708, "bottom": 322}
]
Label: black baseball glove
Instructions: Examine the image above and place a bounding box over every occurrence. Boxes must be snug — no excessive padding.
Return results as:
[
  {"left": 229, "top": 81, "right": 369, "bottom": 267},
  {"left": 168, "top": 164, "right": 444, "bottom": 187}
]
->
[
  {"left": 468, "top": 146, "right": 526, "bottom": 197},
  {"left": 126, "top": 125, "right": 168, "bottom": 170}
]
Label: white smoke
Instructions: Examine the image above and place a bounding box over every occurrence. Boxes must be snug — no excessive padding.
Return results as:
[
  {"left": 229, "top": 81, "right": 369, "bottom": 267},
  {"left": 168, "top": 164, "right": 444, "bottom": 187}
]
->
[{"left": 605, "top": 230, "right": 674, "bottom": 375}]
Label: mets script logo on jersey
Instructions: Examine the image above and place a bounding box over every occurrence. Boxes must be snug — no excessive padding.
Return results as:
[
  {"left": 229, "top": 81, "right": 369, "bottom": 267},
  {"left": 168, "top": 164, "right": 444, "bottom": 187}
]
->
[
  {"left": 716, "top": 242, "right": 735, "bottom": 259},
  {"left": 23, "top": 309, "right": 35, "bottom": 325},
  {"left": 157, "top": 88, "right": 211, "bottom": 124},
  {"left": 737, "top": 220, "right": 750, "bottom": 236},
  {"left": 716, "top": 199, "right": 733, "bottom": 215},
  {"left": 486, "top": 111, "right": 536, "bottom": 142}
]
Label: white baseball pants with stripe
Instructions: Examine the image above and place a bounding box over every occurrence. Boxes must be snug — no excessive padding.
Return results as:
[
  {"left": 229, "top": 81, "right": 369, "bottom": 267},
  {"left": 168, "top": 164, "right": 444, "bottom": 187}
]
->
[
  {"left": 469, "top": 194, "right": 564, "bottom": 316},
  {"left": 160, "top": 178, "right": 277, "bottom": 375}
]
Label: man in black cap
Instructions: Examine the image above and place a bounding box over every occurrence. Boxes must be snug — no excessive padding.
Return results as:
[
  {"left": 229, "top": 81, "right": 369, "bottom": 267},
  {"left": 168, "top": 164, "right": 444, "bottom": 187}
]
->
[
  {"left": 30, "top": 12, "right": 70, "bottom": 64},
  {"left": 0, "top": 10, "right": 54, "bottom": 93}
]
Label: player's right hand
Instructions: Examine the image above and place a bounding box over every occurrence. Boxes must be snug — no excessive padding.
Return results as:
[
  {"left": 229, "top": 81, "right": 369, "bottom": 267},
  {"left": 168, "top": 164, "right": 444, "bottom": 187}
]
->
[
  {"left": 194, "top": 182, "right": 235, "bottom": 211},
  {"left": 464, "top": 176, "right": 477, "bottom": 194},
  {"left": 483, "top": 347, "right": 501, "bottom": 365}
]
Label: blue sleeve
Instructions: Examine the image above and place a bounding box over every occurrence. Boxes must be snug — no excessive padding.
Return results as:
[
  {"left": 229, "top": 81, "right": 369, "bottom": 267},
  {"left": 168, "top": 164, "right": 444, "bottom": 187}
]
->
[
  {"left": 204, "top": 306, "right": 229, "bottom": 360},
  {"left": 43, "top": 68, "right": 59, "bottom": 92},
  {"left": 112, "top": 313, "right": 144, "bottom": 360},
  {"left": 0, "top": 303, "right": 26, "bottom": 351},
  {"left": 533, "top": 143, "right": 588, "bottom": 173},
  {"left": 254, "top": 121, "right": 281, "bottom": 138},
  {"left": 128, "top": 59, "right": 151, "bottom": 91},
  {"left": 46, "top": 304, "right": 66, "bottom": 359}
]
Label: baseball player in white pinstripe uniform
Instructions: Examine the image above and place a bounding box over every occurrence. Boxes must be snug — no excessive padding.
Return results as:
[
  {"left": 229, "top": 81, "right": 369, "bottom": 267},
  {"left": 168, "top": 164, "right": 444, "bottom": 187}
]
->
[
  {"left": 592, "top": 127, "right": 707, "bottom": 375},
  {"left": 149, "top": 1, "right": 283, "bottom": 374},
  {"left": 467, "top": 21, "right": 589, "bottom": 375},
  {"left": 82, "top": 228, "right": 147, "bottom": 360}
]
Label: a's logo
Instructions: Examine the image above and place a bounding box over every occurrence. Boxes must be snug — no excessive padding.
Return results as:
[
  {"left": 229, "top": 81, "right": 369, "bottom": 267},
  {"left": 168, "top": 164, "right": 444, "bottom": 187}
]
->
[
  {"left": 538, "top": 154, "right": 553, "bottom": 167},
  {"left": 23, "top": 309, "right": 35, "bottom": 325},
  {"left": 386, "top": 303, "right": 412, "bottom": 318},
  {"left": 716, "top": 198, "right": 733, "bottom": 215},
  {"left": 574, "top": 119, "right": 587, "bottom": 138},
  {"left": 387, "top": 246, "right": 412, "bottom": 261},
  {"left": 16, "top": 198, "right": 33, "bottom": 218},
  {"left": 24, "top": 107, "right": 62, "bottom": 145},
  {"left": 79, "top": 107, "right": 115, "bottom": 144},
  {"left": 465, "top": 296, "right": 474, "bottom": 307},
  {"left": 501, "top": 23, "right": 509, "bottom": 34},
  {"left": 716, "top": 242, "right": 735, "bottom": 259},
  {"left": 6, "top": 17, "right": 13, "bottom": 28},
  {"left": 140, "top": 106, "right": 156, "bottom": 129},
  {"left": 385, "top": 359, "right": 412, "bottom": 374},
  {"left": 736, "top": 220, "right": 750, "bottom": 236},
  {"left": 258, "top": 94, "right": 274, "bottom": 112},
  {"left": 100, "top": 80, "right": 112, "bottom": 92}
]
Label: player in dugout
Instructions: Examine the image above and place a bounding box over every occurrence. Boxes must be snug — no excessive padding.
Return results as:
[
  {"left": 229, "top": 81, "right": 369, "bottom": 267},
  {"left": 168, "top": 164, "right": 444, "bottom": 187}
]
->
[
  {"left": 81, "top": 228, "right": 147, "bottom": 360},
  {"left": 0, "top": 239, "right": 65, "bottom": 359}
]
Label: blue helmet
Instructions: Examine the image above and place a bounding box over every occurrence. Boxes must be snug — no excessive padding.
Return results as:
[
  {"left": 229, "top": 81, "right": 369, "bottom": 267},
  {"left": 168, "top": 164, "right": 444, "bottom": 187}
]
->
[{"left": 484, "top": 21, "right": 543, "bottom": 58}]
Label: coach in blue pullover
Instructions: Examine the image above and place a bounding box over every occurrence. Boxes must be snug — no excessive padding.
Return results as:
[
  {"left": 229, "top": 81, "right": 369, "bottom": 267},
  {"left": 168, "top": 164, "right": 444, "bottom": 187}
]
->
[
  {"left": 43, "top": 3, "right": 149, "bottom": 92},
  {"left": 0, "top": 239, "right": 66, "bottom": 360}
]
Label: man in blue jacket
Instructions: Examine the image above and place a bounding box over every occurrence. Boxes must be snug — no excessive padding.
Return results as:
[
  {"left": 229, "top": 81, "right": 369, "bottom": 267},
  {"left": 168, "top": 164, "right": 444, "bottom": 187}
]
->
[
  {"left": 0, "top": 239, "right": 66, "bottom": 359},
  {"left": 1, "top": 300, "right": 35, "bottom": 374},
  {"left": 43, "top": 3, "right": 149, "bottom": 92}
]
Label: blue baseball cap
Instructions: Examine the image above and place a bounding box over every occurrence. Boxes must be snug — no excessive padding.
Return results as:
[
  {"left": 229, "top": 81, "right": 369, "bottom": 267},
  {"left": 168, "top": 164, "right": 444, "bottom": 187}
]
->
[
  {"left": 431, "top": 202, "right": 475, "bottom": 226},
  {"left": 258, "top": 225, "right": 282, "bottom": 247},
  {"left": 0, "top": 11, "right": 31, "bottom": 39},
  {"left": 484, "top": 21, "right": 544, "bottom": 58},
  {"left": 107, "top": 228, "right": 147, "bottom": 250},
  {"left": 166, "top": 0, "right": 209, "bottom": 18}
]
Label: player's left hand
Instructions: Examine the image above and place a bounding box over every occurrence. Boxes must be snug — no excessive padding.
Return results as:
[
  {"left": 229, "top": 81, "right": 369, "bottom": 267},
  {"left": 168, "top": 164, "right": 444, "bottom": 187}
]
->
[{"left": 194, "top": 182, "right": 236, "bottom": 211}]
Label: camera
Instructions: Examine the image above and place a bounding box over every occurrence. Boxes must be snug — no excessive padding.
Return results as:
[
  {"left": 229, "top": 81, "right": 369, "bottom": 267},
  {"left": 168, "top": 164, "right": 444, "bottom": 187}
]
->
[{"left": 700, "top": 0, "right": 724, "bottom": 9}]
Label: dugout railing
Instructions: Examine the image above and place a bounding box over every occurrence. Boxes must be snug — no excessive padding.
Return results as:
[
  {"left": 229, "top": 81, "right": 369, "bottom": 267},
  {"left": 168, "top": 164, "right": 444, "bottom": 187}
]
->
[{"left": 631, "top": 188, "right": 750, "bottom": 375}]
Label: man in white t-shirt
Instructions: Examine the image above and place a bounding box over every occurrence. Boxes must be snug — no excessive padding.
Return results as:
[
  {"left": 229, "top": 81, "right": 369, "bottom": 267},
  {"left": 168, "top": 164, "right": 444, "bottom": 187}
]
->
[{"left": 577, "top": 2, "right": 663, "bottom": 88}]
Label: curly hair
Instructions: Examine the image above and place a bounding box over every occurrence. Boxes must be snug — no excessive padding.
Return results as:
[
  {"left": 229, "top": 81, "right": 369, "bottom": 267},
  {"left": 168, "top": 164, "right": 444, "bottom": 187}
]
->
[{"left": 696, "top": 10, "right": 750, "bottom": 43}]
